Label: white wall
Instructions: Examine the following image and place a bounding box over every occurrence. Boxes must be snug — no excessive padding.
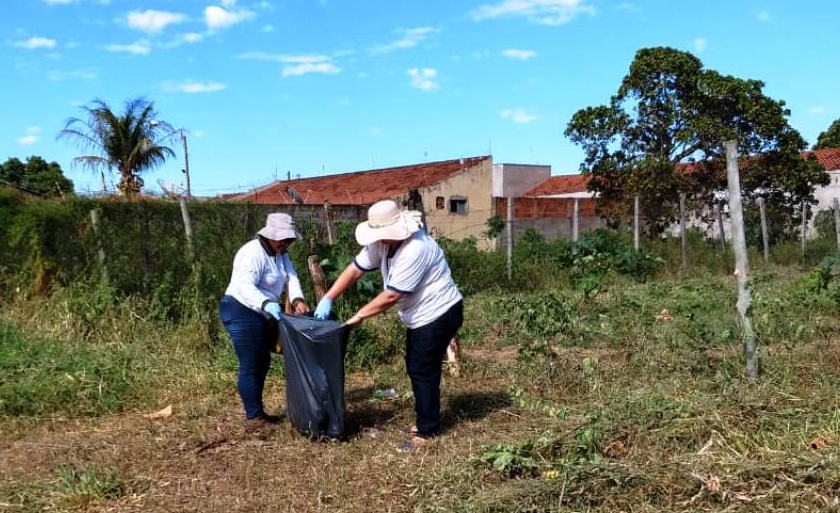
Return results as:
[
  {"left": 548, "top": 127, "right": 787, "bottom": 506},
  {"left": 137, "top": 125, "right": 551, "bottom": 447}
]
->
[{"left": 492, "top": 163, "right": 550, "bottom": 198}]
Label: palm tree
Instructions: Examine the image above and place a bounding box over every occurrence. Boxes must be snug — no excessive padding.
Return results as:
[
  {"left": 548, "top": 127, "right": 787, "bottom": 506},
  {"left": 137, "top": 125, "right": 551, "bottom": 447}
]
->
[{"left": 58, "top": 97, "right": 177, "bottom": 195}]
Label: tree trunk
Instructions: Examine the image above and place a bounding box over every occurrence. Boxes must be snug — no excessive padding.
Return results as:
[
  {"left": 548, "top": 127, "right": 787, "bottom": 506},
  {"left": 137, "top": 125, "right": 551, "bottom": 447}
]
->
[
  {"left": 725, "top": 141, "right": 758, "bottom": 379},
  {"left": 758, "top": 197, "right": 770, "bottom": 263}
]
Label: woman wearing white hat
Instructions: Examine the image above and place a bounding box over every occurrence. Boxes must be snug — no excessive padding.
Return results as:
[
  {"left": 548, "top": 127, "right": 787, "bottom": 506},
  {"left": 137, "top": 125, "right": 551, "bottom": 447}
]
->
[
  {"left": 314, "top": 200, "right": 463, "bottom": 447},
  {"left": 220, "top": 213, "right": 309, "bottom": 431}
]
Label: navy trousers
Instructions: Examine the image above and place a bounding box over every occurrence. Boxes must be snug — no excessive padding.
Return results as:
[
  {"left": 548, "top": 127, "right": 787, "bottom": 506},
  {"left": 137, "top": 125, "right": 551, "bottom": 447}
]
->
[
  {"left": 405, "top": 300, "right": 464, "bottom": 438},
  {"left": 219, "top": 295, "right": 278, "bottom": 419}
]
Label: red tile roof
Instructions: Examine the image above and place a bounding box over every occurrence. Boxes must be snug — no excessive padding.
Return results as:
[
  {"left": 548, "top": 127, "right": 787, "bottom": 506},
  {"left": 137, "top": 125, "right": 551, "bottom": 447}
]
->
[
  {"left": 808, "top": 148, "right": 840, "bottom": 171},
  {"left": 225, "top": 156, "right": 491, "bottom": 205},
  {"left": 524, "top": 174, "right": 591, "bottom": 196},
  {"left": 525, "top": 148, "right": 840, "bottom": 197}
]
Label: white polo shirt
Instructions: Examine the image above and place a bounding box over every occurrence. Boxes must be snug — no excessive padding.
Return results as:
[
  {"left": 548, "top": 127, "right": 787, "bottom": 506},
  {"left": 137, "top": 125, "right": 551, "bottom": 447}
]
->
[
  {"left": 225, "top": 239, "right": 305, "bottom": 313},
  {"left": 354, "top": 230, "right": 462, "bottom": 329}
]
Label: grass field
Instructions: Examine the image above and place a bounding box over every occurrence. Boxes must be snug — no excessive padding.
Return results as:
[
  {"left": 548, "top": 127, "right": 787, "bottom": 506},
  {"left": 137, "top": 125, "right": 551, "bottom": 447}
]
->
[{"left": 2, "top": 268, "right": 840, "bottom": 512}]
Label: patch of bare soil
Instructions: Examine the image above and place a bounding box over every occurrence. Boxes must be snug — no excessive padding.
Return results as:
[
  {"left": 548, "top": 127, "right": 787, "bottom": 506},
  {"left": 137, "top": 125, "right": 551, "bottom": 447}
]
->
[{"left": 0, "top": 369, "right": 521, "bottom": 513}]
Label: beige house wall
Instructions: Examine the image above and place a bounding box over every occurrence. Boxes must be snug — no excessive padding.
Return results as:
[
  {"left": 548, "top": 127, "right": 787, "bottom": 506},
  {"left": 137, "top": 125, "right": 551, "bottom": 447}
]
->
[{"left": 412, "top": 159, "right": 495, "bottom": 249}]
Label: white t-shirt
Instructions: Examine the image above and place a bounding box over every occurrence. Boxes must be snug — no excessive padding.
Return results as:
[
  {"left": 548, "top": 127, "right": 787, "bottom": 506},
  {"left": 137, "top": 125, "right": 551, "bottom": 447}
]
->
[
  {"left": 354, "top": 230, "right": 462, "bottom": 329},
  {"left": 225, "top": 239, "right": 304, "bottom": 313}
]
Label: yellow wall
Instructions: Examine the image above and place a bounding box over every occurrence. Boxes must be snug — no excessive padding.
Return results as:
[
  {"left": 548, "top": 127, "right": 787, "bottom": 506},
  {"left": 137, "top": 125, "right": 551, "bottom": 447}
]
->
[{"left": 417, "top": 159, "right": 495, "bottom": 249}]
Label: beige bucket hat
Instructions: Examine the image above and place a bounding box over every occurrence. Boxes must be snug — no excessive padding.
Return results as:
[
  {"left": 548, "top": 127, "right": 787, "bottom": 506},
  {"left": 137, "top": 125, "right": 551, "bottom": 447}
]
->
[
  {"left": 355, "top": 200, "right": 423, "bottom": 246},
  {"left": 258, "top": 212, "right": 300, "bottom": 241}
]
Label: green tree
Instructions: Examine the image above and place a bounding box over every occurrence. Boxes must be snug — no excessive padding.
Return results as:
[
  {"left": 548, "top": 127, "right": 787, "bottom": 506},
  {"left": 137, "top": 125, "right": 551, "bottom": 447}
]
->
[
  {"left": 814, "top": 118, "right": 840, "bottom": 149},
  {"left": 0, "top": 156, "right": 74, "bottom": 197},
  {"left": 58, "top": 97, "right": 176, "bottom": 195},
  {"left": 565, "top": 47, "right": 827, "bottom": 236}
]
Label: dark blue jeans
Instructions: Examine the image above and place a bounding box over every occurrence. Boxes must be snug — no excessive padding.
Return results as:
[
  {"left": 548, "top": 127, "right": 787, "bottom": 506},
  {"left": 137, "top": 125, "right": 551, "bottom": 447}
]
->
[
  {"left": 219, "top": 295, "right": 278, "bottom": 419},
  {"left": 405, "top": 300, "right": 464, "bottom": 438}
]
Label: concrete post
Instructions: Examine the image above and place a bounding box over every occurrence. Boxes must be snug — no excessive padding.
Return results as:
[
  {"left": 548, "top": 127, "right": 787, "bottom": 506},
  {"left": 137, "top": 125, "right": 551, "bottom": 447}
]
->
[
  {"left": 633, "top": 195, "right": 640, "bottom": 251},
  {"left": 679, "top": 193, "right": 687, "bottom": 273},
  {"left": 801, "top": 201, "right": 807, "bottom": 263},
  {"left": 572, "top": 198, "right": 580, "bottom": 242},
  {"left": 716, "top": 202, "right": 726, "bottom": 251},
  {"left": 834, "top": 197, "right": 840, "bottom": 251},
  {"left": 758, "top": 197, "right": 770, "bottom": 263},
  {"left": 506, "top": 197, "right": 513, "bottom": 282},
  {"left": 725, "top": 140, "right": 757, "bottom": 379},
  {"left": 179, "top": 195, "right": 195, "bottom": 261},
  {"left": 90, "top": 208, "right": 106, "bottom": 273}
]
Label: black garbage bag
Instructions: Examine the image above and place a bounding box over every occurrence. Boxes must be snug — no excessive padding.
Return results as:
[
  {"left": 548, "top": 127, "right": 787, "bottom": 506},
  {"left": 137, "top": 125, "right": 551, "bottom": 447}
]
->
[{"left": 277, "top": 314, "right": 349, "bottom": 439}]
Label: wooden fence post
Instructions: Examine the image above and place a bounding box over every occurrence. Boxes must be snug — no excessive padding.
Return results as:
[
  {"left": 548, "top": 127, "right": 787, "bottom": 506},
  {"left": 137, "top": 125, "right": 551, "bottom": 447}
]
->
[
  {"left": 633, "top": 195, "right": 640, "bottom": 251},
  {"left": 179, "top": 195, "right": 195, "bottom": 261},
  {"left": 572, "top": 198, "right": 580, "bottom": 242},
  {"left": 716, "top": 202, "right": 726, "bottom": 251},
  {"left": 679, "top": 193, "right": 687, "bottom": 273},
  {"left": 323, "top": 203, "right": 333, "bottom": 245},
  {"left": 834, "top": 197, "right": 840, "bottom": 251},
  {"left": 308, "top": 255, "right": 328, "bottom": 303},
  {"left": 725, "top": 140, "right": 758, "bottom": 379},
  {"left": 758, "top": 197, "right": 770, "bottom": 263},
  {"left": 506, "top": 196, "right": 513, "bottom": 282},
  {"left": 90, "top": 208, "right": 107, "bottom": 275}
]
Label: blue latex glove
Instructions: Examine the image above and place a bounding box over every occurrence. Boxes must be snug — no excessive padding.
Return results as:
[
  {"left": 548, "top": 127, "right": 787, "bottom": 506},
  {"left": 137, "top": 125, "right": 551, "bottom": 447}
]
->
[
  {"left": 313, "top": 297, "right": 333, "bottom": 320},
  {"left": 263, "top": 302, "right": 282, "bottom": 320}
]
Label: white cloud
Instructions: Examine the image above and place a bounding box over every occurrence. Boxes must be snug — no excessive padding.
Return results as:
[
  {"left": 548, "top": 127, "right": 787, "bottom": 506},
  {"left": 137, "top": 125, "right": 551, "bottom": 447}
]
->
[
  {"left": 47, "top": 68, "right": 98, "bottom": 81},
  {"left": 163, "top": 80, "right": 227, "bottom": 93},
  {"left": 104, "top": 42, "right": 151, "bottom": 55},
  {"left": 810, "top": 106, "right": 827, "bottom": 115},
  {"left": 14, "top": 37, "right": 57, "bottom": 50},
  {"left": 205, "top": 6, "right": 255, "bottom": 30},
  {"left": 408, "top": 68, "right": 438, "bottom": 91},
  {"left": 26, "top": 126, "right": 41, "bottom": 134},
  {"left": 616, "top": 3, "right": 642, "bottom": 15},
  {"left": 221, "top": 0, "right": 237, "bottom": 7},
  {"left": 757, "top": 11, "right": 771, "bottom": 22},
  {"left": 693, "top": 37, "right": 706, "bottom": 53},
  {"left": 471, "top": 0, "right": 595, "bottom": 25},
  {"left": 282, "top": 62, "right": 340, "bottom": 76},
  {"left": 126, "top": 10, "right": 186, "bottom": 34},
  {"left": 238, "top": 51, "right": 331, "bottom": 63},
  {"left": 17, "top": 135, "right": 38, "bottom": 146},
  {"left": 66, "top": 41, "right": 81, "bottom": 48},
  {"left": 262, "top": 24, "right": 275, "bottom": 33},
  {"left": 501, "top": 108, "right": 537, "bottom": 123},
  {"left": 257, "top": 1, "right": 275, "bottom": 11},
  {"left": 373, "top": 27, "right": 439, "bottom": 54},
  {"left": 181, "top": 32, "right": 203, "bottom": 43},
  {"left": 502, "top": 48, "right": 536, "bottom": 60}
]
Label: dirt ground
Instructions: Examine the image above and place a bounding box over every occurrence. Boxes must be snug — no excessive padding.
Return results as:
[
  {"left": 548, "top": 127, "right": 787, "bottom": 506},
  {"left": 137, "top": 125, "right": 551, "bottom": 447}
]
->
[{"left": 0, "top": 350, "right": 524, "bottom": 513}]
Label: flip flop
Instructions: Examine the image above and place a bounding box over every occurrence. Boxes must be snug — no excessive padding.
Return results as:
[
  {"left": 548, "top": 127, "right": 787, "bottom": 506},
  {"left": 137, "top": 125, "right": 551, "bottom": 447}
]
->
[{"left": 395, "top": 436, "right": 430, "bottom": 452}]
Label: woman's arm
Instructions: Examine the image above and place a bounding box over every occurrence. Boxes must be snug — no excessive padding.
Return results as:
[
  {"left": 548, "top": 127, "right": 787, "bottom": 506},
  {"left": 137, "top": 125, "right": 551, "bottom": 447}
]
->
[
  {"left": 324, "top": 262, "right": 366, "bottom": 300},
  {"left": 345, "top": 289, "right": 403, "bottom": 327}
]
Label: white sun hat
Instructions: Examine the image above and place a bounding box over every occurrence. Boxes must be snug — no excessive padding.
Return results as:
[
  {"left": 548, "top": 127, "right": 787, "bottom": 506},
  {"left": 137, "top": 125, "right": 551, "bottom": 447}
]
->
[
  {"left": 258, "top": 212, "right": 300, "bottom": 241},
  {"left": 355, "top": 200, "right": 423, "bottom": 246}
]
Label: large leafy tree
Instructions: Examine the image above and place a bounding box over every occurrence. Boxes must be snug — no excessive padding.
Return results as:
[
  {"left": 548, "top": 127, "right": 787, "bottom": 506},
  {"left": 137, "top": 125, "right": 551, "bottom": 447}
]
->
[
  {"left": 814, "top": 118, "right": 840, "bottom": 149},
  {"left": 0, "top": 156, "right": 74, "bottom": 197},
  {"left": 58, "top": 97, "right": 176, "bottom": 195},
  {"left": 565, "top": 47, "right": 827, "bottom": 236}
]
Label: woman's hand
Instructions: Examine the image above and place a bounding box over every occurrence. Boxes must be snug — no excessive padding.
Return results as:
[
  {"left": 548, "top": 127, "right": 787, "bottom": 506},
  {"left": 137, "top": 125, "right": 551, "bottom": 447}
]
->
[
  {"left": 292, "top": 299, "right": 309, "bottom": 315},
  {"left": 343, "top": 314, "right": 364, "bottom": 329}
]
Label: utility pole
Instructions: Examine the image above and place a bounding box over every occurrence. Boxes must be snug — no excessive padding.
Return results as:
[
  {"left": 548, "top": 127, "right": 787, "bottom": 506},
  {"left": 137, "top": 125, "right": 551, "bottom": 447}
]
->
[{"left": 181, "top": 131, "right": 192, "bottom": 201}]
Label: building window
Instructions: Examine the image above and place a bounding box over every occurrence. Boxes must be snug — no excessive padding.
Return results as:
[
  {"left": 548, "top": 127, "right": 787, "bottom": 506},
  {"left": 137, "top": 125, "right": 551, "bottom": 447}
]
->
[
  {"left": 436, "top": 196, "right": 445, "bottom": 209},
  {"left": 449, "top": 196, "right": 468, "bottom": 214}
]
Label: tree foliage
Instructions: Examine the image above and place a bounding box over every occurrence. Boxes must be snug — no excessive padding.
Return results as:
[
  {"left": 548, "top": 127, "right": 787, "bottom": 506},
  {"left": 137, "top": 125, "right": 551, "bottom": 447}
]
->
[
  {"left": 565, "top": 47, "right": 828, "bottom": 236},
  {"left": 814, "top": 118, "right": 840, "bottom": 150},
  {"left": 0, "top": 156, "right": 74, "bottom": 197},
  {"left": 58, "top": 98, "right": 177, "bottom": 196}
]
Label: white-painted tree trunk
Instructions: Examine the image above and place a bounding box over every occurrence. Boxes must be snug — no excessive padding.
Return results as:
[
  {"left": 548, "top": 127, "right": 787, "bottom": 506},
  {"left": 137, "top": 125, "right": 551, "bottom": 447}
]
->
[
  {"left": 725, "top": 141, "right": 757, "bottom": 379},
  {"left": 180, "top": 195, "right": 195, "bottom": 262}
]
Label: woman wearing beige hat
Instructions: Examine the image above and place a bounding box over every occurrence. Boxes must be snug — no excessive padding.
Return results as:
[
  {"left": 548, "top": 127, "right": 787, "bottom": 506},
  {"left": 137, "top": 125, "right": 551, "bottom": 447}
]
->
[
  {"left": 220, "top": 213, "right": 309, "bottom": 430},
  {"left": 314, "top": 200, "right": 463, "bottom": 448}
]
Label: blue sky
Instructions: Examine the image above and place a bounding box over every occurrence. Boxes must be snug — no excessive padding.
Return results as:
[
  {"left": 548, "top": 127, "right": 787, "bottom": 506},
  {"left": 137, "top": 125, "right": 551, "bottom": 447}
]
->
[{"left": 2, "top": 0, "right": 838, "bottom": 196}]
